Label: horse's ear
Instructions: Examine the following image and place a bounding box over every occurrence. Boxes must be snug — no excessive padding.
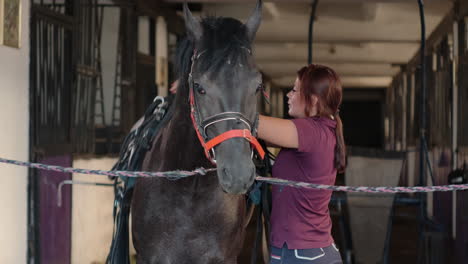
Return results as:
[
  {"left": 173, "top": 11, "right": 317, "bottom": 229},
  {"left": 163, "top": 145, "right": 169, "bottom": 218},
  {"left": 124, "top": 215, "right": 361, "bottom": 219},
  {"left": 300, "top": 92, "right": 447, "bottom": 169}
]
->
[
  {"left": 183, "top": 3, "right": 202, "bottom": 42},
  {"left": 245, "top": 0, "right": 263, "bottom": 43}
]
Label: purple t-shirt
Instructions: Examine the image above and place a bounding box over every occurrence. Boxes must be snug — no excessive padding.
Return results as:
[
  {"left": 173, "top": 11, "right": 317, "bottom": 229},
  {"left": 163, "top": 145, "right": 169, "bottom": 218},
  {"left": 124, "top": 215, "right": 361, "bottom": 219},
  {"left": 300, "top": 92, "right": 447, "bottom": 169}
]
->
[{"left": 270, "top": 116, "right": 337, "bottom": 249}]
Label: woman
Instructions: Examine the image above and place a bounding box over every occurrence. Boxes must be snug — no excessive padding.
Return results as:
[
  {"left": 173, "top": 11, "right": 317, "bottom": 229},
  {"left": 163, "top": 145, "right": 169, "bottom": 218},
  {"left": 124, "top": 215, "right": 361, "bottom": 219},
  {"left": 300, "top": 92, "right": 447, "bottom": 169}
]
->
[{"left": 258, "top": 64, "right": 345, "bottom": 264}]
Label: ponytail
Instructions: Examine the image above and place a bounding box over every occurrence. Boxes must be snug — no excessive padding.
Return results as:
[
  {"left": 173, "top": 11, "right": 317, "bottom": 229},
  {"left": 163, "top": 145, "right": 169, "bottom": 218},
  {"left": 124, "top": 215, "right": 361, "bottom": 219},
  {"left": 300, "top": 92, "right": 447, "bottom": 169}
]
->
[
  {"left": 334, "top": 112, "right": 346, "bottom": 173},
  {"left": 298, "top": 64, "right": 346, "bottom": 172}
]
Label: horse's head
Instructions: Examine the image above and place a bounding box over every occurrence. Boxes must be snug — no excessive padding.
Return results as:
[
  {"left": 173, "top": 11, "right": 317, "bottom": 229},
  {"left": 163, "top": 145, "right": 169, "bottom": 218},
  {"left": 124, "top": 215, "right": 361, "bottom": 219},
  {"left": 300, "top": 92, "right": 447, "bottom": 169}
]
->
[{"left": 183, "top": 1, "right": 263, "bottom": 194}]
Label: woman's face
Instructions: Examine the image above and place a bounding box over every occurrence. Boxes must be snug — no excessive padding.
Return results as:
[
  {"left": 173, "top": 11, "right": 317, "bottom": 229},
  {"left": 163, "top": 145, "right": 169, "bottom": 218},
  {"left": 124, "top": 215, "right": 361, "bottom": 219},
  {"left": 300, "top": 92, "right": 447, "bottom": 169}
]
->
[{"left": 287, "top": 78, "right": 308, "bottom": 118}]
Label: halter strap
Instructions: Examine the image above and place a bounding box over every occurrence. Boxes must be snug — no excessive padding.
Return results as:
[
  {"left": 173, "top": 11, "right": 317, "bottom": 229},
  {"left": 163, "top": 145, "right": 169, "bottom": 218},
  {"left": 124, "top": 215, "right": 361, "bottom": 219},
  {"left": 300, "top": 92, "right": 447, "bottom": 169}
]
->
[{"left": 205, "top": 129, "right": 265, "bottom": 158}]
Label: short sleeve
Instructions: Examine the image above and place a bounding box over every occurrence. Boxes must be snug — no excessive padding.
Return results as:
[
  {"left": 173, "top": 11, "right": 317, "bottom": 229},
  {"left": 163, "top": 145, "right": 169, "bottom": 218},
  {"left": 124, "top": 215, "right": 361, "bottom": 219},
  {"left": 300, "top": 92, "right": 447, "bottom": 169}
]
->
[{"left": 291, "top": 118, "right": 322, "bottom": 152}]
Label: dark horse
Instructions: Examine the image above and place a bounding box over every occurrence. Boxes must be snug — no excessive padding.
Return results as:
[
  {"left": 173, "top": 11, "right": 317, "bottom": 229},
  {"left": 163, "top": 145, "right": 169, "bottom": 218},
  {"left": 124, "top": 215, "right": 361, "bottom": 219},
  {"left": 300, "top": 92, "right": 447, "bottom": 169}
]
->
[{"left": 131, "top": 2, "right": 264, "bottom": 263}]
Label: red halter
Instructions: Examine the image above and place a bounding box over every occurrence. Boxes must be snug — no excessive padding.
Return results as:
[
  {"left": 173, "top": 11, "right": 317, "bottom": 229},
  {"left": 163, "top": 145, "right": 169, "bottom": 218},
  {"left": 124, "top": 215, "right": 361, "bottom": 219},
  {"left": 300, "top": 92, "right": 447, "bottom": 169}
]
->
[{"left": 188, "top": 50, "right": 265, "bottom": 165}]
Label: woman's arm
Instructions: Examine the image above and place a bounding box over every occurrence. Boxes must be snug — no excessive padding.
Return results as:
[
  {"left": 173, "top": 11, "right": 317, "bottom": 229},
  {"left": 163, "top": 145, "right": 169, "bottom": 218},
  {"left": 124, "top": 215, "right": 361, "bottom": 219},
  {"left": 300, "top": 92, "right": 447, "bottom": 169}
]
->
[
  {"left": 262, "top": 140, "right": 282, "bottom": 148},
  {"left": 257, "top": 115, "right": 299, "bottom": 149}
]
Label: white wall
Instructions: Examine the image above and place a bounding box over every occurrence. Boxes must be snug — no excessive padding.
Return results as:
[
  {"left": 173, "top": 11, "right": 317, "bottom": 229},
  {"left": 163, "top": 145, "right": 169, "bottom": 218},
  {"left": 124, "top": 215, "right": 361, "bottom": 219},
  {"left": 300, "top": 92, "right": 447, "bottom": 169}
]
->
[
  {"left": 101, "top": 8, "right": 120, "bottom": 125},
  {"left": 138, "top": 16, "right": 150, "bottom": 55},
  {"left": 72, "top": 157, "right": 137, "bottom": 263},
  {"left": 156, "top": 16, "right": 168, "bottom": 96},
  {"left": 0, "top": 0, "right": 30, "bottom": 262},
  {"left": 71, "top": 157, "right": 118, "bottom": 264}
]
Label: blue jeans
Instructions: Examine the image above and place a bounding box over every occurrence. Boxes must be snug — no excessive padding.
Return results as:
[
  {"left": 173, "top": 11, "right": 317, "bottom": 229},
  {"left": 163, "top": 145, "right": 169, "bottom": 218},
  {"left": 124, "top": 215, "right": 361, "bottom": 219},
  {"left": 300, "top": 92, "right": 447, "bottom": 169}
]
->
[{"left": 270, "top": 243, "right": 343, "bottom": 264}]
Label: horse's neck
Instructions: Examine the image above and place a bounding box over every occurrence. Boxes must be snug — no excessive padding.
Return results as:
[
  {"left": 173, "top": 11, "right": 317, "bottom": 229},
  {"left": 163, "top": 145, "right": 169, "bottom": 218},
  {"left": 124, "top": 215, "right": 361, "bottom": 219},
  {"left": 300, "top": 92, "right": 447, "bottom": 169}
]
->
[
  {"left": 166, "top": 108, "right": 195, "bottom": 147},
  {"left": 139, "top": 104, "right": 220, "bottom": 195},
  {"left": 150, "top": 102, "right": 212, "bottom": 172}
]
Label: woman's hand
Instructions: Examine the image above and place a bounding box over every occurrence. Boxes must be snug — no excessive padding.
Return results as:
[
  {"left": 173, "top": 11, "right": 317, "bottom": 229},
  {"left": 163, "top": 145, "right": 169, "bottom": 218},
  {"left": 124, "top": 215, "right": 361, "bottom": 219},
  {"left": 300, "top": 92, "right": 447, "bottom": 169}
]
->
[{"left": 257, "top": 115, "right": 299, "bottom": 149}]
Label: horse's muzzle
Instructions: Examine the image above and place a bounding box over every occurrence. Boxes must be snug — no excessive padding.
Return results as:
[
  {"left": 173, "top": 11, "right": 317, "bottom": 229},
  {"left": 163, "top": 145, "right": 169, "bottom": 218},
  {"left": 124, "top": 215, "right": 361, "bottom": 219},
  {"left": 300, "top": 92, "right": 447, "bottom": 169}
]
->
[{"left": 217, "top": 165, "right": 256, "bottom": 194}]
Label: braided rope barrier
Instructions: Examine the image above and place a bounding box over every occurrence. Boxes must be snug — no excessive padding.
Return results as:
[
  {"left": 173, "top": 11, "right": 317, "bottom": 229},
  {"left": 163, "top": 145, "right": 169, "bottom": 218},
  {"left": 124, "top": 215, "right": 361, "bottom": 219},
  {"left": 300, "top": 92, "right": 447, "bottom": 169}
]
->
[
  {"left": 255, "top": 177, "right": 467, "bottom": 193},
  {"left": 0, "top": 158, "right": 215, "bottom": 179},
  {"left": 1, "top": 157, "right": 467, "bottom": 193}
]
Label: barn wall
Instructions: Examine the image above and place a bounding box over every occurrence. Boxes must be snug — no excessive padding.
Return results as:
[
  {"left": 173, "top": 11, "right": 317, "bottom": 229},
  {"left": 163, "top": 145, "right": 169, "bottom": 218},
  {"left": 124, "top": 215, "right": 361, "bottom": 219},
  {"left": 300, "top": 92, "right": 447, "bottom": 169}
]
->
[
  {"left": 387, "top": 4, "right": 468, "bottom": 262},
  {"left": 0, "top": 0, "right": 30, "bottom": 262},
  {"left": 71, "top": 157, "right": 125, "bottom": 264}
]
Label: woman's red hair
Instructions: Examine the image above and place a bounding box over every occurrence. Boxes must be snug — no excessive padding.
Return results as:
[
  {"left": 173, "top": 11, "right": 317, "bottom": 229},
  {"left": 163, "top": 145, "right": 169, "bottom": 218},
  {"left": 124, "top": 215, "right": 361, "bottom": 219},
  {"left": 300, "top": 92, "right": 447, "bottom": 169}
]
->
[{"left": 297, "top": 64, "right": 346, "bottom": 173}]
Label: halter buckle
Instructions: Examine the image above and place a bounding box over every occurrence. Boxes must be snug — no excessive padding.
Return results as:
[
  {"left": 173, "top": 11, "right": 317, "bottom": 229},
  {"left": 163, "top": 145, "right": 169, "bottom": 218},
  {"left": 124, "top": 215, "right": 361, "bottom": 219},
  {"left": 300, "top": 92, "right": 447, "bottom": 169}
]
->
[{"left": 243, "top": 129, "right": 251, "bottom": 142}]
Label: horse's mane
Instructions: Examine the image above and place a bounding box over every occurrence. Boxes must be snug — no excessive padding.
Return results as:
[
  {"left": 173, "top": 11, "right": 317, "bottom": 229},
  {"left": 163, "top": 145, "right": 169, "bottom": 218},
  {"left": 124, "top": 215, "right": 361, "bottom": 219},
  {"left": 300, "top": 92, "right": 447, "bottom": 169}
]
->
[{"left": 173, "top": 16, "right": 252, "bottom": 106}]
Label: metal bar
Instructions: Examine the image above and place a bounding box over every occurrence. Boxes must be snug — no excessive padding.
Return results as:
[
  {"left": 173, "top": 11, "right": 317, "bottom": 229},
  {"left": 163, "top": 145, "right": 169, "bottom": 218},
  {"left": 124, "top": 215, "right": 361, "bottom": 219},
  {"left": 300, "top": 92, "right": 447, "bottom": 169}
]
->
[
  {"left": 451, "top": 20, "right": 459, "bottom": 240},
  {"left": 417, "top": 1, "right": 427, "bottom": 263},
  {"left": 417, "top": 0, "right": 427, "bottom": 195},
  {"left": 308, "top": 0, "right": 319, "bottom": 64},
  {"left": 57, "top": 180, "right": 113, "bottom": 207}
]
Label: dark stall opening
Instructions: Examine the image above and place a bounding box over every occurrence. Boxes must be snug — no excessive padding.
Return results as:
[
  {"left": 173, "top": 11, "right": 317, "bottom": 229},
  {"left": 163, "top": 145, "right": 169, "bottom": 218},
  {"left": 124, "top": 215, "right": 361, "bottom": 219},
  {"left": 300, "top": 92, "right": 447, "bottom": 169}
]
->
[{"left": 341, "top": 89, "right": 386, "bottom": 149}]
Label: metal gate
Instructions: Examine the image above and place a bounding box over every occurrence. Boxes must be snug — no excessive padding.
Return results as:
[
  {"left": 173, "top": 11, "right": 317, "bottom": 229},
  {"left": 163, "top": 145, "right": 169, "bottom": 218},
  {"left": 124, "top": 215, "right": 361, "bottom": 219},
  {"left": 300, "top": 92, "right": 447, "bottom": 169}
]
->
[
  {"left": 29, "top": 2, "right": 75, "bottom": 263},
  {"left": 73, "top": 0, "right": 105, "bottom": 153},
  {"left": 29, "top": 0, "right": 104, "bottom": 262}
]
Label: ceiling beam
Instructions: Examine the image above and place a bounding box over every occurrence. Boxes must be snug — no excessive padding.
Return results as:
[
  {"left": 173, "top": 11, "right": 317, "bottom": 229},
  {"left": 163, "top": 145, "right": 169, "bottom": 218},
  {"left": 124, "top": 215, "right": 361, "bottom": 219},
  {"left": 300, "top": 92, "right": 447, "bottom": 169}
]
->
[
  {"left": 258, "top": 62, "right": 399, "bottom": 77},
  {"left": 256, "top": 58, "right": 404, "bottom": 65},
  {"left": 274, "top": 74, "right": 394, "bottom": 78},
  {"left": 253, "top": 42, "right": 418, "bottom": 64},
  {"left": 164, "top": 0, "right": 446, "bottom": 3},
  {"left": 201, "top": 2, "right": 280, "bottom": 21},
  {"left": 255, "top": 39, "right": 420, "bottom": 45},
  {"left": 272, "top": 75, "right": 393, "bottom": 88}
]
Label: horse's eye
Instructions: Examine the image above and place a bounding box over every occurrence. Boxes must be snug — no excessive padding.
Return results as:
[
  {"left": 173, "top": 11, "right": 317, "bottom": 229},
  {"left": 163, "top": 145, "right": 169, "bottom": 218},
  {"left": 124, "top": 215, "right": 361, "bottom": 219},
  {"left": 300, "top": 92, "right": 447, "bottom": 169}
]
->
[{"left": 195, "top": 83, "right": 206, "bottom": 95}]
